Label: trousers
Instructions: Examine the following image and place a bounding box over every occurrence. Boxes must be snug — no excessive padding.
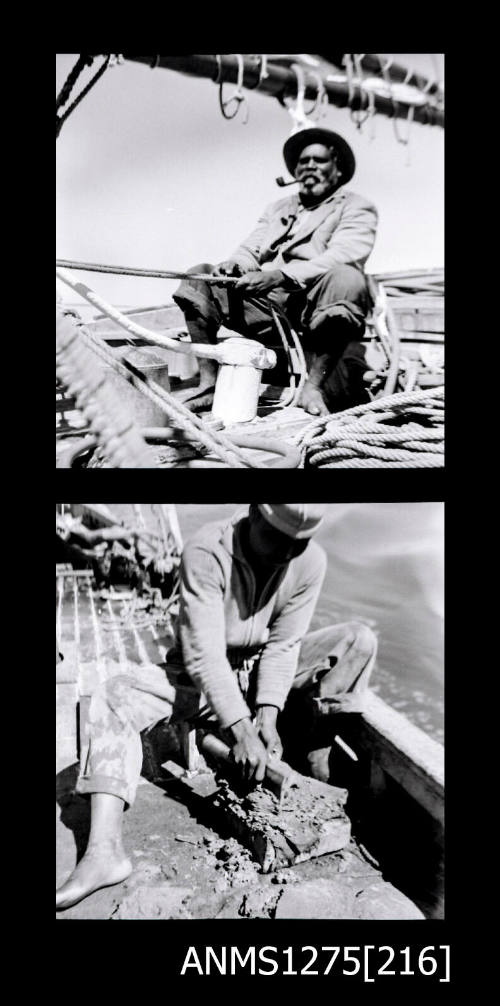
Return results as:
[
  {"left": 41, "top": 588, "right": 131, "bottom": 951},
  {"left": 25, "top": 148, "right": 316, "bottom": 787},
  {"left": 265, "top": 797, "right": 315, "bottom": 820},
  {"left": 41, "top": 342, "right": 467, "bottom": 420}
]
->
[
  {"left": 173, "top": 264, "right": 373, "bottom": 410},
  {"left": 77, "top": 621, "right": 377, "bottom": 807}
]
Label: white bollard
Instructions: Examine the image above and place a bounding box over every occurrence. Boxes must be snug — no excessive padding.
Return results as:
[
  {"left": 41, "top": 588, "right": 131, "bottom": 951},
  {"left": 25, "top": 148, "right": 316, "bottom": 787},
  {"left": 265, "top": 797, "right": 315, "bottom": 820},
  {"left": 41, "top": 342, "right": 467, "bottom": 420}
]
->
[{"left": 212, "top": 363, "right": 263, "bottom": 424}]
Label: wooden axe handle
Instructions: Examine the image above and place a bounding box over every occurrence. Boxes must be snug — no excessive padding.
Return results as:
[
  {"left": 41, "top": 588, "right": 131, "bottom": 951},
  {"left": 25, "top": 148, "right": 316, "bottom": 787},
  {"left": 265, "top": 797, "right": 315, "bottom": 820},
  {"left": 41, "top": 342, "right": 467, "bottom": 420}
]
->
[{"left": 199, "top": 732, "right": 292, "bottom": 797}]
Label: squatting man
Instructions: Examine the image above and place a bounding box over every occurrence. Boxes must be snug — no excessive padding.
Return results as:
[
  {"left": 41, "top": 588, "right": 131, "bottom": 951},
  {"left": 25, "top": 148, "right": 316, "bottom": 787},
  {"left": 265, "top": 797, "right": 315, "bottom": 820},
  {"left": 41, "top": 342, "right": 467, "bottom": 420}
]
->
[
  {"left": 56, "top": 504, "right": 377, "bottom": 910},
  {"left": 174, "top": 127, "right": 378, "bottom": 417}
]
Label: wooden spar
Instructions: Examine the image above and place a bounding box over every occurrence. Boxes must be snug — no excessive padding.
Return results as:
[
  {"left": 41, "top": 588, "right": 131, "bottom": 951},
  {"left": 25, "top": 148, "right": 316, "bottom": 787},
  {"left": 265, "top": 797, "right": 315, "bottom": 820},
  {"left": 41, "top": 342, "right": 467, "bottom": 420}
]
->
[
  {"left": 121, "top": 55, "right": 444, "bottom": 128},
  {"left": 315, "top": 53, "right": 443, "bottom": 97}
]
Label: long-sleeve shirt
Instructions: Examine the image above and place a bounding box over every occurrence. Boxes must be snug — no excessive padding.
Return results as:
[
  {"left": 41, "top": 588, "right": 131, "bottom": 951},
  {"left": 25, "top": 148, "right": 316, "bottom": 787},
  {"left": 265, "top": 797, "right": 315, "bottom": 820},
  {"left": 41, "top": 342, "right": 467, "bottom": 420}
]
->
[
  {"left": 175, "top": 512, "right": 327, "bottom": 728},
  {"left": 229, "top": 188, "right": 378, "bottom": 289}
]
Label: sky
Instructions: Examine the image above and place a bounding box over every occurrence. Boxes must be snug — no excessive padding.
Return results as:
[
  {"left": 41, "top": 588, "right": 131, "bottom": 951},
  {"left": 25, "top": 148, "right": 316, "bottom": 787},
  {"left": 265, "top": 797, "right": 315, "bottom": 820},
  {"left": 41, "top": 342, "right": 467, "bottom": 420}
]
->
[{"left": 56, "top": 54, "right": 444, "bottom": 317}]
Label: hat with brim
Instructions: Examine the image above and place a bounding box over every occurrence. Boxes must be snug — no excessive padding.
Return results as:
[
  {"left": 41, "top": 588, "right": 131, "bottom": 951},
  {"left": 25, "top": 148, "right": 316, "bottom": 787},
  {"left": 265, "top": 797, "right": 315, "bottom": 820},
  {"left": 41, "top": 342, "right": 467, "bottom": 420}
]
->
[
  {"left": 283, "top": 128, "right": 355, "bottom": 184},
  {"left": 257, "top": 503, "right": 326, "bottom": 539}
]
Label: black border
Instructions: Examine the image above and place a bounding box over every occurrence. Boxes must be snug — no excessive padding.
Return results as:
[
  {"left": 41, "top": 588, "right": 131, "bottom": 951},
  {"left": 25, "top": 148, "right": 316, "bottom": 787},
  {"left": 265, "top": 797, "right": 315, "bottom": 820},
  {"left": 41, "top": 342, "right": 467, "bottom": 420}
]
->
[{"left": 55, "top": 38, "right": 454, "bottom": 986}]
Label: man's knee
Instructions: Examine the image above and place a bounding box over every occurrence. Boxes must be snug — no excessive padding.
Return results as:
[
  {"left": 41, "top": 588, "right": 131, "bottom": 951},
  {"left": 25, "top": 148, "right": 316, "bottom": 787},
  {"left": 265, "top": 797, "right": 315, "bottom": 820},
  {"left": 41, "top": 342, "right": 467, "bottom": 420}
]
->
[
  {"left": 89, "top": 675, "right": 133, "bottom": 725},
  {"left": 344, "top": 620, "right": 378, "bottom": 660},
  {"left": 309, "top": 266, "right": 369, "bottom": 310}
]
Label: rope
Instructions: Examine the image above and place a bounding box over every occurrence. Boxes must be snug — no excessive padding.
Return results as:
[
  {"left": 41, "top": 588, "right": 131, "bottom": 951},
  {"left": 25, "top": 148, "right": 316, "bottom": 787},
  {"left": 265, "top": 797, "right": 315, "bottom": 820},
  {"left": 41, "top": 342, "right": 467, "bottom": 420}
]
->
[
  {"left": 350, "top": 54, "right": 372, "bottom": 130},
  {"left": 56, "top": 55, "right": 94, "bottom": 111},
  {"left": 296, "top": 386, "right": 444, "bottom": 468},
  {"left": 56, "top": 310, "right": 152, "bottom": 468},
  {"left": 216, "top": 54, "right": 249, "bottom": 123},
  {"left": 56, "top": 258, "right": 238, "bottom": 285},
  {"left": 78, "top": 327, "right": 260, "bottom": 468},
  {"left": 343, "top": 54, "right": 356, "bottom": 108},
  {"left": 377, "top": 54, "right": 418, "bottom": 152},
  {"left": 245, "top": 54, "right": 269, "bottom": 90},
  {"left": 57, "top": 300, "right": 260, "bottom": 469},
  {"left": 268, "top": 304, "right": 307, "bottom": 408},
  {"left": 298, "top": 385, "right": 444, "bottom": 441},
  {"left": 319, "top": 456, "right": 442, "bottom": 469},
  {"left": 280, "top": 63, "right": 311, "bottom": 133},
  {"left": 56, "top": 268, "right": 255, "bottom": 365},
  {"left": 56, "top": 55, "right": 111, "bottom": 137}
]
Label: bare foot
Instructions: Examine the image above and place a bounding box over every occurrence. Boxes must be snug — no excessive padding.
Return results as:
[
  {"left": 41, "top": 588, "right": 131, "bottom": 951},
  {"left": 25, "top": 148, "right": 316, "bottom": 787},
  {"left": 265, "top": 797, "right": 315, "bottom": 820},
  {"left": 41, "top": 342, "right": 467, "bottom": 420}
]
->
[
  {"left": 298, "top": 381, "right": 329, "bottom": 417},
  {"left": 56, "top": 842, "right": 132, "bottom": 911}
]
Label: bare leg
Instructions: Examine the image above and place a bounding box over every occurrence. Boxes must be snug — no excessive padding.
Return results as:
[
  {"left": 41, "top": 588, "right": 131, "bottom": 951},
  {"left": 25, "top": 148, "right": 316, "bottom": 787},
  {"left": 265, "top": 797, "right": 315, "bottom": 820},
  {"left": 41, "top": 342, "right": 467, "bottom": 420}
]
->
[
  {"left": 182, "top": 355, "right": 218, "bottom": 413},
  {"left": 298, "top": 351, "right": 331, "bottom": 417},
  {"left": 56, "top": 793, "right": 132, "bottom": 910},
  {"left": 177, "top": 298, "right": 220, "bottom": 412},
  {"left": 291, "top": 622, "right": 378, "bottom": 781}
]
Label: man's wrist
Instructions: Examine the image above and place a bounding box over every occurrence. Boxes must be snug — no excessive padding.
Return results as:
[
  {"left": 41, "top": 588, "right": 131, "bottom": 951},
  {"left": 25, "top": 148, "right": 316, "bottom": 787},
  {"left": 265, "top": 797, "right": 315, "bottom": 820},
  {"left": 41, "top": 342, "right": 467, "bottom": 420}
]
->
[
  {"left": 255, "top": 704, "right": 279, "bottom": 723},
  {"left": 229, "top": 716, "right": 254, "bottom": 740}
]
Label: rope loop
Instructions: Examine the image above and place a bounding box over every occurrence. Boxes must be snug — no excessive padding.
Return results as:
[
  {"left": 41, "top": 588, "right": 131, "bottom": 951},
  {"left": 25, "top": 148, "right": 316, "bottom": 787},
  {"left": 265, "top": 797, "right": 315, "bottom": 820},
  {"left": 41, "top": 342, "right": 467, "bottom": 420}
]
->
[
  {"left": 350, "top": 54, "right": 372, "bottom": 130},
  {"left": 279, "top": 62, "right": 311, "bottom": 134},
  {"left": 245, "top": 54, "right": 269, "bottom": 90},
  {"left": 216, "top": 54, "right": 249, "bottom": 123},
  {"left": 377, "top": 52, "right": 416, "bottom": 151},
  {"left": 304, "top": 70, "right": 329, "bottom": 121}
]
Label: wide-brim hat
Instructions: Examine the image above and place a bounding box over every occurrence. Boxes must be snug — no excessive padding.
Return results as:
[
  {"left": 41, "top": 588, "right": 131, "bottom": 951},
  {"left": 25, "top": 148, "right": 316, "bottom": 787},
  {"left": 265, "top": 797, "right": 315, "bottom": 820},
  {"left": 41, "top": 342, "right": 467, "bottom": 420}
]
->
[
  {"left": 283, "top": 128, "right": 355, "bottom": 184},
  {"left": 257, "top": 503, "right": 326, "bottom": 539}
]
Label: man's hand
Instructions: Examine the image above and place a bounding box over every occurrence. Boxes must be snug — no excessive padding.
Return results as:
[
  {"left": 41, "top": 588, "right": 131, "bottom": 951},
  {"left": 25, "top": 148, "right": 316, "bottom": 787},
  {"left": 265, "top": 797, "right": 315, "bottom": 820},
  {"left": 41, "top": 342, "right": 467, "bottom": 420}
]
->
[
  {"left": 230, "top": 717, "right": 268, "bottom": 784},
  {"left": 234, "top": 270, "right": 285, "bottom": 295},
  {"left": 213, "top": 260, "right": 244, "bottom": 277},
  {"left": 255, "top": 705, "right": 283, "bottom": 759}
]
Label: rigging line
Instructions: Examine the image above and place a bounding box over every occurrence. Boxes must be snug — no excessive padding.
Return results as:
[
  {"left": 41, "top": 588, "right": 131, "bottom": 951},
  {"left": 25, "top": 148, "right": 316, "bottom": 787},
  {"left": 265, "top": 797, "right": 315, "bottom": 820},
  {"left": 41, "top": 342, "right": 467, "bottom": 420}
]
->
[
  {"left": 56, "top": 258, "right": 238, "bottom": 284},
  {"left": 351, "top": 54, "right": 371, "bottom": 130},
  {"left": 303, "top": 69, "right": 328, "bottom": 121},
  {"left": 429, "top": 53, "right": 444, "bottom": 99},
  {"left": 56, "top": 55, "right": 111, "bottom": 138},
  {"left": 367, "top": 86, "right": 377, "bottom": 141},
  {"left": 378, "top": 53, "right": 413, "bottom": 146},
  {"left": 56, "top": 54, "right": 94, "bottom": 111},
  {"left": 343, "top": 53, "right": 355, "bottom": 108},
  {"left": 279, "top": 62, "right": 309, "bottom": 133},
  {"left": 216, "top": 54, "right": 249, "bottom": 122},
  {"left": 245, "top": 54, "right": 268, "bottom": 90},
  {"left": 404, "top": 104, "right": 415, "bottom": 165}
]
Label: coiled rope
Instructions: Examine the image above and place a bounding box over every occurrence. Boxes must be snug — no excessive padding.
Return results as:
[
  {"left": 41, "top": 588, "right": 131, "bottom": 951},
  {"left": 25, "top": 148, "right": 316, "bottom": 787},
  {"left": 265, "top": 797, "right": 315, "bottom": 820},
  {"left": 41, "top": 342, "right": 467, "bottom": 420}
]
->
[{"left": 296, "top": 386, "right": 444, "bottom": 468}]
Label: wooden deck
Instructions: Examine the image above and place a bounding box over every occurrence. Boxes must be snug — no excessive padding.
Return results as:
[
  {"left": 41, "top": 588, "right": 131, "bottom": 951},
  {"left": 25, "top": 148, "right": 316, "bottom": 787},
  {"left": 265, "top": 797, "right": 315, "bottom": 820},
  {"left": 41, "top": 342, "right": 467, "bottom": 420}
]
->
[{"left": 56, "top": 570, "right": 444, "bottom": 916}]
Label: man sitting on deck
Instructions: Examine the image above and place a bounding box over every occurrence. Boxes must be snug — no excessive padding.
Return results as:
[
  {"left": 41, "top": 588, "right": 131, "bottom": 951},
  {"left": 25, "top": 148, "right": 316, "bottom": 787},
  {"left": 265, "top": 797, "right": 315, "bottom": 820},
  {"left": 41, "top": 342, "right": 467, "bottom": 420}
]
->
[
  {"left": 173, "top": 128, "right": 378, "bottom": 417},
  {"left": 56, "top": 504, "right": 377, "bottom": 910}
]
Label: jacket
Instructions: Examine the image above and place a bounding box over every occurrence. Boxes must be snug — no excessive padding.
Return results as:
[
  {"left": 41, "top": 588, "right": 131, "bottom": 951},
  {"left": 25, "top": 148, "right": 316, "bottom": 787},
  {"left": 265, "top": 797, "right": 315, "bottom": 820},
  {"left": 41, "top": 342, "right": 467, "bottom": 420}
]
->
[
  {"left": 229, "top": 187, "right": 378, "bottom": 288},
  {"left": 176, "top": 512, "right": 327, "bottom": 728}
]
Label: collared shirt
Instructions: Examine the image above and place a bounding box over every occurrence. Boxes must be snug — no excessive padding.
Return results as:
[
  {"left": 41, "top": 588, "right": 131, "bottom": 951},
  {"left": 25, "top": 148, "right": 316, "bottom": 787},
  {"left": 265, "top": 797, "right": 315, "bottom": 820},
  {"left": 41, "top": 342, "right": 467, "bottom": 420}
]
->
[
  {"left": 266, "top": 191, "right": 339, "bottom": 270},
  {"left": 175, "top": 511, "right": 326, "bottom": 728}
]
